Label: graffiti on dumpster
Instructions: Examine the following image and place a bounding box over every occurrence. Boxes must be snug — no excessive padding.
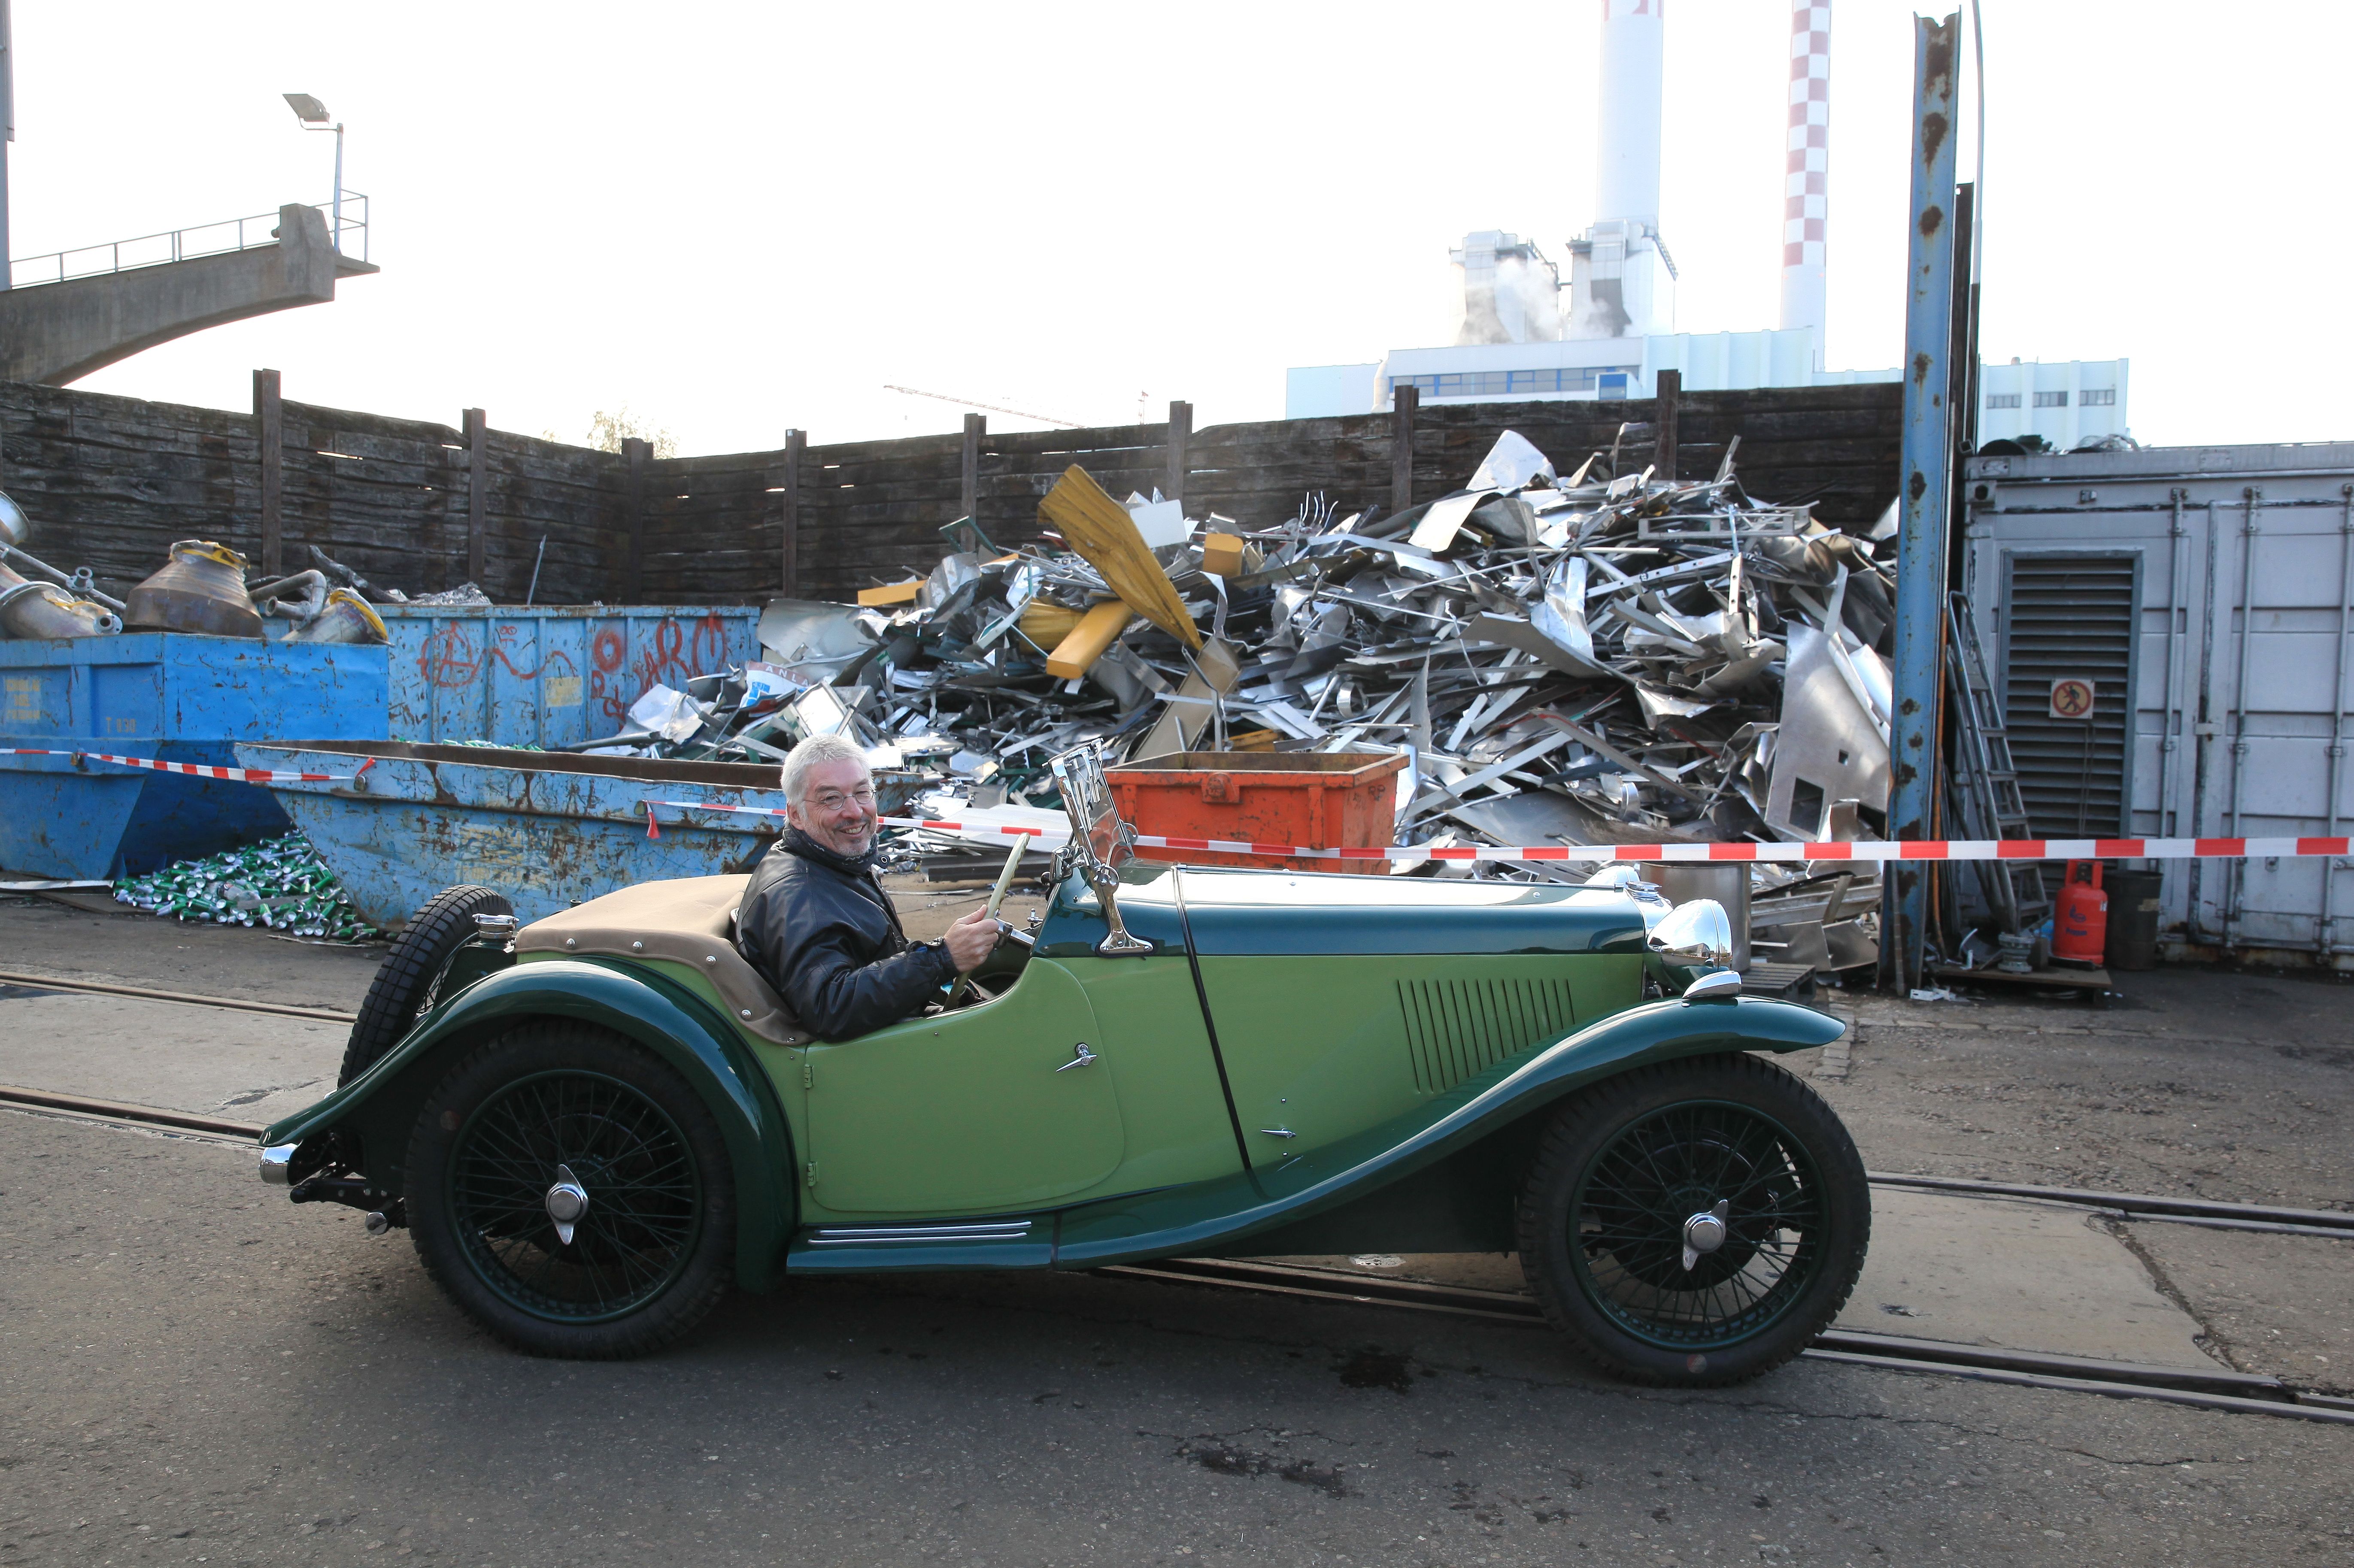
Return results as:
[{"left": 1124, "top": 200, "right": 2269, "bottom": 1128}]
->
[
  {"left": 393, "top": 614, "right": 748, "bottom": 739},
  {"left": 416, "top": 624, "right": 581, "bottom": 691},
  {"left": 589, "top": 614, "right": 732, "bottom": 726}
]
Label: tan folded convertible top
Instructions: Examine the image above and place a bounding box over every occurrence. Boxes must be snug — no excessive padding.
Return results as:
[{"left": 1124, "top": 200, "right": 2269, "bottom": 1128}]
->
[{"left": 516, "top": 875, "right": 811, "bottom": 1047}]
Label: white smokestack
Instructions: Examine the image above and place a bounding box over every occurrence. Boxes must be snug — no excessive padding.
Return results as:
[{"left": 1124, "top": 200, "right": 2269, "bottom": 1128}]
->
[
  {"left": 1779, "top": 0, "right": 1831, "bottom": 363},
  {"left": 1596, "top": 0, "right": 1664, "bottom": 227},
  {"left": 1570, "top": 0, "right": 1673, "bottom": 341}
]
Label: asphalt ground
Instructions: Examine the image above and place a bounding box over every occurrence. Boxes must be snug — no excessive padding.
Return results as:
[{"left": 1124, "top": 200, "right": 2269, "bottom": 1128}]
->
[
  {"left": 5, "top": 1113, "right": 2352, "bottom": 1568},
  {"left": 2, "top": 890, "right": 2349, "bottom": 1565}
]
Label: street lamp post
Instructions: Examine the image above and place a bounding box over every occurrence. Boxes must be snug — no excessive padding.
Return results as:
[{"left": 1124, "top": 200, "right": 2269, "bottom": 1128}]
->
[{"left": 282, "top": 92, "right": 343, "bottom": 253}]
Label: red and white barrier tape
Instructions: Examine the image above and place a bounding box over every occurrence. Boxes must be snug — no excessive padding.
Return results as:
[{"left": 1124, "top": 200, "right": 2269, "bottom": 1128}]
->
[
  {"left": 634, "top": 799, "right": 2352, "bottom": 863},
  {"left": 2, "top": 748, "right": 367, "bottom": 784}
]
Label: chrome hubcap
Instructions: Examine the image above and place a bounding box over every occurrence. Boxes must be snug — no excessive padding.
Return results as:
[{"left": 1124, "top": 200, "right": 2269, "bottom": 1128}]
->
[
  {"left": 545, "top": 1162, "right": 590, "bottom": 1247},
  {"left": 1680, "top": 1199, "right": 1732, "bottom": 1272}
]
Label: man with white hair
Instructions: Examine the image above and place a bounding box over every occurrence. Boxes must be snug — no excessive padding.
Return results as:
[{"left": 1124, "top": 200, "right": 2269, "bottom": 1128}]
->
[{"left": 734, "top": 733, "right": 1002, "bottom": 1039}]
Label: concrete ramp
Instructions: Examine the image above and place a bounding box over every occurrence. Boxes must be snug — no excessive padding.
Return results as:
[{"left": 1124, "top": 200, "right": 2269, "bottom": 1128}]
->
[{"left": 0, "top": 203, "right": 377, "bottom": 385}]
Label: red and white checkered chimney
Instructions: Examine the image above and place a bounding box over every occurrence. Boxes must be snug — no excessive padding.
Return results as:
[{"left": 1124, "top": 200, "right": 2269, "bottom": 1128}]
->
[{"left": 1779, "top": 0, "right": 1831, "bottom": 363}]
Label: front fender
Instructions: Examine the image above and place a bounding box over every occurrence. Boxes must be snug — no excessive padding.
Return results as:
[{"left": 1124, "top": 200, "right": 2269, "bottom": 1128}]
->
[
  {"left": 260, "top": 958, "right": 798, "bottom": 1293},
  {"left": 1053, "top": 993, "right": 1844, "bottom": 1267}
]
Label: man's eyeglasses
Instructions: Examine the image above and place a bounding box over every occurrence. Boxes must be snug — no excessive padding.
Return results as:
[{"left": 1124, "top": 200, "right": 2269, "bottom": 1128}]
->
[{"left": 807, "top": 787, "right": 877, "bottom": 813}]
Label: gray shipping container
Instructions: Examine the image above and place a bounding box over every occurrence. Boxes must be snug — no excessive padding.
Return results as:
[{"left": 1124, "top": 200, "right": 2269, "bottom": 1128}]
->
[{"left": 1963, "top": 442, "right": 2354, "bottom": 969}]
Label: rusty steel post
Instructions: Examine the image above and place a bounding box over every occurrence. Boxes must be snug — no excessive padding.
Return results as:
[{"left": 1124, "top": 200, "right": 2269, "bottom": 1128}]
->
[{"left": 1886, "top": 12, "right": 1960, "bottom": 993}]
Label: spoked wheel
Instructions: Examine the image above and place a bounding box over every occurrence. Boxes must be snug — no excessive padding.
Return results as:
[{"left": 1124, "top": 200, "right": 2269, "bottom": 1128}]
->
[
  {"left": 406, "top": 1023, "right": 734, "bottom": 1358},
  {"left": 1517, "top": 1052, "right": 1869, "bottom": 1387}
]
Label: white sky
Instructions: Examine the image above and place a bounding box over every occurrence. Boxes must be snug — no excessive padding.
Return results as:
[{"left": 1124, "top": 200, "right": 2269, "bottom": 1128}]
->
[{"left": 15, "top": 3, "right": 2349, "bottom": 455}]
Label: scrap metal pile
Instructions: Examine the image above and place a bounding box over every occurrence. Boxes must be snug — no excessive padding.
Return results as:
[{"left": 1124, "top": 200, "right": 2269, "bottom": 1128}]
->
[{"left": 593, "top": 428, "right": 1895, "bottom": 920}]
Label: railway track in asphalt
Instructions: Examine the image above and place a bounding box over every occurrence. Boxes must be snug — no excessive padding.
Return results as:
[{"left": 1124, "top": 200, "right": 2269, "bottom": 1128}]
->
[
  {"left": 0, "top": 968, "right": 359, "bottom": 1023},
  {"left": 3, "top": 1077, "right": 2350, "bottom": 1426},
  {"left": 1100, "top": 1257, "right": 2354, "bottom": 1427},
  {"left": 6, "top": 965, "right": 2354, "bottom": 1245}
]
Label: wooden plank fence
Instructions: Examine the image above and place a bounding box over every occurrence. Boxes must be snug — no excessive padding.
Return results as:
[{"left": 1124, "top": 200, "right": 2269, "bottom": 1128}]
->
[{"left": 0, "top": 378, "right": 1902, "bottom": 611}]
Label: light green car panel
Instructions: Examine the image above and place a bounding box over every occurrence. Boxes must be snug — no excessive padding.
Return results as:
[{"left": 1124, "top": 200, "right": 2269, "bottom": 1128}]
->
[
  {"left": 799, "top": 957, "right": 1118, "bottom": 1213},
  {"left": 1201, "top": 953, "right": 1646, "bottom": 1166},
  {"left": 787, "top": 954, "right": 1243, "bottom": 1222},
  {"left": 1049, "top": 955, "right": 1246, "bottom": 1190}
]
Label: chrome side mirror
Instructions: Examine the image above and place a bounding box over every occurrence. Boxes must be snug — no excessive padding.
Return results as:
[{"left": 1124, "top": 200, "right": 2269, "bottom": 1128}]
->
[{"left": 1647, "top": 898, "right": 1733, "bottom": 967}]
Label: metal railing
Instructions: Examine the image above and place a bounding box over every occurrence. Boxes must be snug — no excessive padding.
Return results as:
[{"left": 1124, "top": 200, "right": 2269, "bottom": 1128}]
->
[{"left": 7, "top": 193, "right": 370, "bottom": 289}]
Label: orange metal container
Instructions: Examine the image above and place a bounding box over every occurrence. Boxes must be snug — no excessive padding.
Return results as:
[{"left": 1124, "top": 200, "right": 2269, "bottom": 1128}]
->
[{"left": 1105, "top": 751, "right": 1408, "bottom": 871}]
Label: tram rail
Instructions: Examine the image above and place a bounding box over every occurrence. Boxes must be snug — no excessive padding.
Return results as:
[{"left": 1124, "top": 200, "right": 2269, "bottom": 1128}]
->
[{"left": 4, "top": 1080, "right": 2350, "bottom": 1425}]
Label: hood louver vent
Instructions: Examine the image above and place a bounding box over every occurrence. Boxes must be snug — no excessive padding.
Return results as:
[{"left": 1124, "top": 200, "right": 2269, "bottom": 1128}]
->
[{"left": 1398, "top": 977, "right": 1577, "bottom": 1094}]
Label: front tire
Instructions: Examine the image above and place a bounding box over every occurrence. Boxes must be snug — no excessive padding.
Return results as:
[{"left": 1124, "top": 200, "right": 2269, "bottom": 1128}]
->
[
  {"left": 405, "top": 1022, "right": 734, "bottom": 1358},
  {"left": 1517, "top": 1052, "right": 1869, "bottom": 1387}
]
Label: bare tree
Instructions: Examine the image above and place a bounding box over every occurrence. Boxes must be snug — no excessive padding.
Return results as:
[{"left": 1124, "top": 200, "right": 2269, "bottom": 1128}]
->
[{"left": 581, "top": 406, "right": 679, "bottom": 459}]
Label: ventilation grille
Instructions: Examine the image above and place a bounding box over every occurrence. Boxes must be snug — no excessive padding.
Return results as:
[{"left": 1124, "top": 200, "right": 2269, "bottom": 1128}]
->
[
  {"left": 1398, "top": 978, "right": 1576, "bottom": 1094},
  {"left": 2003, "top": 554, "right": 2137, "bottom": 837}
]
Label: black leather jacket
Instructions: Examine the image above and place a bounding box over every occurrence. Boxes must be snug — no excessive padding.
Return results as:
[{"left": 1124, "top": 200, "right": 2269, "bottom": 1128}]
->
[{"left": 734, "top": 829, "right": 957, "bottom": 1041}]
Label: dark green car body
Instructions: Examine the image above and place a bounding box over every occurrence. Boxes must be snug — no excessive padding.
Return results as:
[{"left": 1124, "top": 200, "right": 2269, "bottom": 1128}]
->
[{"left": 263, "top": 861, "right": 1844, "bottom": 1295}]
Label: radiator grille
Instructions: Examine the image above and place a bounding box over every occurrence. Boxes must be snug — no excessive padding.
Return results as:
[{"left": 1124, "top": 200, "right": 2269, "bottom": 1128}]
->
[
  {"left": 1398, "top": 977, "right": 1576, "bottom": 1094},
  {"left": 2002, "top": 554, "right": 2138, "bottom": 837}
]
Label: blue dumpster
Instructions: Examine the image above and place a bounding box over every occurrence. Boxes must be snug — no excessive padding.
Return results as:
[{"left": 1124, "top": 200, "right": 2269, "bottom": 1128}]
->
[
  {"left": 376, "top": 605, "right": 761, "bottom": 748},
  {"left": 0, "top": 634, "right": 389, "bottom": 879},
  {"left": 240, "top": 740, "right": 936, "bottom": 929}
]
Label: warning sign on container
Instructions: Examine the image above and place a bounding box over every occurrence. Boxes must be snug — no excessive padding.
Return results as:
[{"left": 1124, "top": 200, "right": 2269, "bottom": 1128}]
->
[{"left": 2048, "top": 677, "right": 2096, "bottom": 720}]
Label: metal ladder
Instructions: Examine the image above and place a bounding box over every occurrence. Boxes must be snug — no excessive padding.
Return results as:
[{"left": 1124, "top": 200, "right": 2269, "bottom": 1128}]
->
[{"left": 1945, "top": 591, "right": 2050, "bottom": 931}]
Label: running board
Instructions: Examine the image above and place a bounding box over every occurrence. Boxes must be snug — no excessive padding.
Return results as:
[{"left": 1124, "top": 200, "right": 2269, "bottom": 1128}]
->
[{"left": 786, "top": 1217, "right": 1053, "bottom": 1273}]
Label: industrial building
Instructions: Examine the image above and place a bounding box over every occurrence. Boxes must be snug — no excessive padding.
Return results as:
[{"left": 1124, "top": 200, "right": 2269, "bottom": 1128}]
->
[{"left": 1286, "top": 0, "right": 2126, "bottom": 456}]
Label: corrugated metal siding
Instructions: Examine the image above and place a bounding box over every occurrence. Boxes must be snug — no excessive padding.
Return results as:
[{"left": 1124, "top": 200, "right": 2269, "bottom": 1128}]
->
[{"left": 2002, "top": 555, "right": 2138, "bottom": 837}]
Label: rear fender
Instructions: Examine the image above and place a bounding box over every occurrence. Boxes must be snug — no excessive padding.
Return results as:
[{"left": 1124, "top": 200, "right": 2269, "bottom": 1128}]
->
[
  {"left": 1055, "top": 993, "right": 1845, "bottom": 1266},
  {"left": 261, "top": 958, "right": 797, "bottom": 1293}
]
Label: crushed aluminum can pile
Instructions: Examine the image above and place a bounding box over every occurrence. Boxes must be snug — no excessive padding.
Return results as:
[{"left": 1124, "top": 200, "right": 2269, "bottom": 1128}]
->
[{"left": 111, "top": 833, "right": 382, "bottom": 942}]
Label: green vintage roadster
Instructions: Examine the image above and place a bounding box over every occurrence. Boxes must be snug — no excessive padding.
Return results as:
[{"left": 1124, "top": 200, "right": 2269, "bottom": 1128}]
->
[{"left": 257, "top": 744, "right": 1868, "bottom": 1386}]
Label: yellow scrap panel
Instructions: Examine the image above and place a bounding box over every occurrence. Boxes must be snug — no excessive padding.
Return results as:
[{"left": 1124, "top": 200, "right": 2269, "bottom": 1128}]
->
[
  {"left": 1037, "top": 466, "right": 1203, "bottom": 649},
  {"left": 857, "top": 579, "right": 924, "bottom": 606}
]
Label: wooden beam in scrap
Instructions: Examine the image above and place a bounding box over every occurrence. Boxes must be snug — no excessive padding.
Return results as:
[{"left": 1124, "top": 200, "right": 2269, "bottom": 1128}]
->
[
  {"left": 857, "top": 579, "right": 924, "bottom": 606},
  {"left": 1044, "top": 600, "right": 1136, "bottom": 680},
  {"left": 1035, "top": 464, "right": 1201, "bottom": 650}
]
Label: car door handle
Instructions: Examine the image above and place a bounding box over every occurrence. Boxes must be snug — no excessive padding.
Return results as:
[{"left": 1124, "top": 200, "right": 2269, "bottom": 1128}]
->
[{"left": 1056, "top": 1043, "right": 1098, "bottom": 1072}]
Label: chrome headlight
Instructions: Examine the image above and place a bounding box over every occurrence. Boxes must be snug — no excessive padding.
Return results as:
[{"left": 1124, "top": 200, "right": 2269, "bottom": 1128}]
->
[{"left": 1647, "top": 898, "right": 1734, "bottom": 968}]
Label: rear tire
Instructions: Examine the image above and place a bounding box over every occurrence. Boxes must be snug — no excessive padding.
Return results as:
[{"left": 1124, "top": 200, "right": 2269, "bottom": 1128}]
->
[
  {"left": 1516, "top": 1052, "right": 1869, "bottom": 1388},
  {"left": 404, "top": 1022, "right": 735, "bottom": 1359},
  {"left": 338, "top": 884, "right": 511, "bottom": 1086}
]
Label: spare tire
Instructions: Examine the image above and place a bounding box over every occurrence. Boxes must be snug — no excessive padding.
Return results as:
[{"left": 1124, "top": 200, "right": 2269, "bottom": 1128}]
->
[{"left": 338, "top": 884, "right": 513, "bottom": 1087}]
